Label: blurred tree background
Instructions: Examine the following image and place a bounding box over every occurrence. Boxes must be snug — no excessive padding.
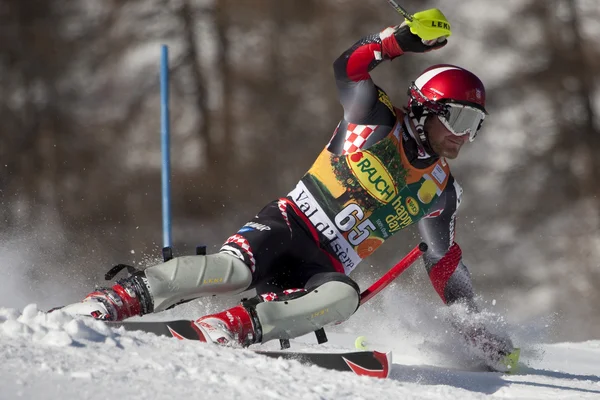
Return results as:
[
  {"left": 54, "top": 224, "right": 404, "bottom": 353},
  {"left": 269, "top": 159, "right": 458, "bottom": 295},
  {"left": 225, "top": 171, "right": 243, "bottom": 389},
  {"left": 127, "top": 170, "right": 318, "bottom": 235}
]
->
[{"left": 1, "top": 0, "right": 599, "bottom": 341}]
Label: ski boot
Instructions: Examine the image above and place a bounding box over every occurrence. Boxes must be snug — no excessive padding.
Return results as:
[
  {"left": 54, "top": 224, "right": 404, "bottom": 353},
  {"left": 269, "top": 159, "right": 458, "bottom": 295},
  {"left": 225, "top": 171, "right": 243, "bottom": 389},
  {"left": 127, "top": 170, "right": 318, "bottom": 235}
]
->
[
  {"left": 58, "top": 274, "right": 153, "bottom": 321},
  {"left": 194, "top": 304, "right": 260, "bottom": 347}
]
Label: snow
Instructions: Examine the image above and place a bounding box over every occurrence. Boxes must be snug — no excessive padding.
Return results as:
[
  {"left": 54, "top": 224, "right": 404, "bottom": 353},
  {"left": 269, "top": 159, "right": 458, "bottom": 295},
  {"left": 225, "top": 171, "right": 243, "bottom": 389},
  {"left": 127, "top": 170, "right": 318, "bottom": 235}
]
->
[{"left": 1, "top": 303, "right": 599, "bottom": 400}]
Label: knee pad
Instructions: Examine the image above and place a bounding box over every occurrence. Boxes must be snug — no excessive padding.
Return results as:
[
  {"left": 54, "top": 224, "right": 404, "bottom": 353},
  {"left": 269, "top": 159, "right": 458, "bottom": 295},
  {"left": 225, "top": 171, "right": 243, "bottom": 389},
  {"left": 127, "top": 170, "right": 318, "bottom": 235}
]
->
[
  {"left": 305, "top": 272, "right": 360, "bottom": 296},
  {"left": 253, "top": 275, "right": 360, "bottom": 343},
  {"left": 144, "top": 253, "right": 252, "bottom": 312}
]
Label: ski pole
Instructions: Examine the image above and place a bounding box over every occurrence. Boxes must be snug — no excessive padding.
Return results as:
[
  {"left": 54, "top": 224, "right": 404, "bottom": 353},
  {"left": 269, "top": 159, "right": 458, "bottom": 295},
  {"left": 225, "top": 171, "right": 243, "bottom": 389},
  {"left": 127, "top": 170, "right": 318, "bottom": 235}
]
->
[
  {"left": 385, "top": 2, "right": 452, "bottom": 41},
  {"left": 386, "top": 0, "right": 414, "bottom": 21},
  {"left": 359, "top": 242, "right": 427, "bottom": 305}
]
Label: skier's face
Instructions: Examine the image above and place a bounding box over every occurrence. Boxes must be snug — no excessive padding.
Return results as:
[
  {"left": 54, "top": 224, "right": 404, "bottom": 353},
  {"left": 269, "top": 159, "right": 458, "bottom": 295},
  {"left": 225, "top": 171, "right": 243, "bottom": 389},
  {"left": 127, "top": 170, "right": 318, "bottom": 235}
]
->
[{"left": 425, "top": 115, "right": 469, "bottom": 159}]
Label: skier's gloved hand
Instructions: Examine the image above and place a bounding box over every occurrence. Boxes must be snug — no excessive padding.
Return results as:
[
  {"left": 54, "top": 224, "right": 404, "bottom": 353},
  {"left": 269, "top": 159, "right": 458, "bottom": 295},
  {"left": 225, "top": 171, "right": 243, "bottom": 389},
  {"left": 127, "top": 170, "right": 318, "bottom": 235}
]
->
[
  {"left": 380, "top": 8, "right": 450, "bottom": 59},
  {"left": 394, "top": 22, "right": 448, "bottom": 53},
  {"left": 380, "top": 23, "right": 447, "bottom": 60},
  {"left": 447, "top": 304, "right": 515, "bottom": 370},
  {"left": 462, "top": 323, "right": 514, "bottom": 357}
]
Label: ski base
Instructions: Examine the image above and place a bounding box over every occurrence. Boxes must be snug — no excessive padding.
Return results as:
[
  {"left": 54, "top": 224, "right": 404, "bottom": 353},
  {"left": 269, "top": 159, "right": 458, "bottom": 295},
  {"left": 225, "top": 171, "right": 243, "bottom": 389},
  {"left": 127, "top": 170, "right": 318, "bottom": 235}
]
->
[{"left": 108, "top": 319, "right": 392, "bottom": 378}]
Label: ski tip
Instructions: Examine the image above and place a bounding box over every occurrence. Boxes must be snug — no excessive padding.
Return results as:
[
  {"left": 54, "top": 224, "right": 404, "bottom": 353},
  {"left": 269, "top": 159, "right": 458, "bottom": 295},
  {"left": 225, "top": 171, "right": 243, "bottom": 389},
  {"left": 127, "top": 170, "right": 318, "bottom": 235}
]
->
[
  {"left": 374, "top": 351, "right": 393, "bottom": 379},
  {"left": 344, "top": 351, "right": 393, "bottom": 379},
  {"left": 503, "top": 347, "right": 521, "bottom": 374}
]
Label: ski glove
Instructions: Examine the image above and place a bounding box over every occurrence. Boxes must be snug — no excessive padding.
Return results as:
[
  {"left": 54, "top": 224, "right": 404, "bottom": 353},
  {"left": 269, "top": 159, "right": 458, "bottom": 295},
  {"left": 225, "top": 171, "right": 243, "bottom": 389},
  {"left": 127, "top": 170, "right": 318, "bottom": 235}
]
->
[
  {"left": 396, "top": 22, "right": 447, "bottom": 52},
  {"left": 380, "top": 23, "right": 447, "bottom": 60}
]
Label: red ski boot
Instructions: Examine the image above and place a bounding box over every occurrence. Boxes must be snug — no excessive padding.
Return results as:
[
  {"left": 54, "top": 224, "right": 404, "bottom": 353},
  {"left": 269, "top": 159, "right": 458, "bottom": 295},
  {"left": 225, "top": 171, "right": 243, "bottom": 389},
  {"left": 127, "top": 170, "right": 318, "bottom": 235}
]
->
[
  {"left": 194, "top": 305, "right": 259, "bottom": 347},
  {"left": 59, "top": 275, "right": 154, "bottom": 321}
]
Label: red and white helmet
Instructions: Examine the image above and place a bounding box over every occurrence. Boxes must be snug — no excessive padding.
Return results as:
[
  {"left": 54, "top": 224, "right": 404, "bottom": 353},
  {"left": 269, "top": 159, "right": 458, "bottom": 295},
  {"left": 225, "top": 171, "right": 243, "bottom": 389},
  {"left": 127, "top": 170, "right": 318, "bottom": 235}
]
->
[{"left": 408, "top": 64, "right": 487, "bottom": 143}]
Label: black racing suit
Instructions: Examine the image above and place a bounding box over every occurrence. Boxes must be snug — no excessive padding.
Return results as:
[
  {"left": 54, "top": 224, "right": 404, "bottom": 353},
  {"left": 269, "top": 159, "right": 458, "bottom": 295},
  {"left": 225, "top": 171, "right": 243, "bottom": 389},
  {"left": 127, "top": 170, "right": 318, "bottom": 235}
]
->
[{"left": 220, "top": 28, "right": 476, "bottom": 310}]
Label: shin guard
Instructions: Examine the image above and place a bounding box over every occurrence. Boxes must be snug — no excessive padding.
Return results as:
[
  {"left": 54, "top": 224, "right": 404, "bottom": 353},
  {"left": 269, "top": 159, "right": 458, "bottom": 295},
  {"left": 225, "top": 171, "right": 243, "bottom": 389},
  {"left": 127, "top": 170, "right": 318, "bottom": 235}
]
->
[
  {"left": 254, "top": 280, "right": 359, "bottom": 344},
  {"left": 144, "top": 253, "right": 252, "bottom": 312}
]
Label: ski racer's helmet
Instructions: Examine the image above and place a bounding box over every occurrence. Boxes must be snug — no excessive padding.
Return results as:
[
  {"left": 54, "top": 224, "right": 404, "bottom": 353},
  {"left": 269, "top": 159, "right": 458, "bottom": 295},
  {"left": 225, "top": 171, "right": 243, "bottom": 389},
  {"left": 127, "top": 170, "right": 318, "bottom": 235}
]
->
[{"left": 407, "top": 64, "right": 487, "bottom": 144}]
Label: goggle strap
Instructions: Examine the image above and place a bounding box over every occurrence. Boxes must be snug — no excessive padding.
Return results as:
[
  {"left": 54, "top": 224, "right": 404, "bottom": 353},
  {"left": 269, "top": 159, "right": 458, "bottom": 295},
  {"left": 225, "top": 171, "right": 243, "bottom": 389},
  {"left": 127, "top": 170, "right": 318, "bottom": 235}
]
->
[{"left": 407, "top": 107, "right": 432, "bottom": 155}]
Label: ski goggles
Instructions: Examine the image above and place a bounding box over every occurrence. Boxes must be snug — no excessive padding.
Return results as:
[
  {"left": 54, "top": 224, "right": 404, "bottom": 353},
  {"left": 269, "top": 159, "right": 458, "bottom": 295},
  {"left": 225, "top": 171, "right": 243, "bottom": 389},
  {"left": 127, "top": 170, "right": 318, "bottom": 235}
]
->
[{"left": 437, "top": 102, "right": 486, "bottom": 142}]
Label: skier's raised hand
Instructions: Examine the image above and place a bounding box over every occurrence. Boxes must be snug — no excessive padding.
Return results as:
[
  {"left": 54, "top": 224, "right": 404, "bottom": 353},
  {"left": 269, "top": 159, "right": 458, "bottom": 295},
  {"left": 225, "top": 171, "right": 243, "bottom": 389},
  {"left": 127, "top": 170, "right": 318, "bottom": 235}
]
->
[{"left": 385, "top": 8, "right": 451, "bottom": 53}]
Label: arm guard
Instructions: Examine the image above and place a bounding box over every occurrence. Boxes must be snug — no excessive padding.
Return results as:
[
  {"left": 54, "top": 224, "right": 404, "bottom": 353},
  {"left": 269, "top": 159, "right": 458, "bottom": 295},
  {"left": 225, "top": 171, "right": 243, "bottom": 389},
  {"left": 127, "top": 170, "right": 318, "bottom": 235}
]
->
[{"left": 418, "top": 176, "right": 477, "bottom": 311}]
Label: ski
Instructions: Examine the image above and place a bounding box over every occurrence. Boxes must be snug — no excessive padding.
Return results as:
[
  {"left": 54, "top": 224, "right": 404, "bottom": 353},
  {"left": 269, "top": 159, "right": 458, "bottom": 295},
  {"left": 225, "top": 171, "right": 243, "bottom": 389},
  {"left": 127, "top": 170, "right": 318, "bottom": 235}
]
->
[
  {"left": 254, "top": 350, "right": 392, "bottom": 378},
  {"left": 108, "top": 319, "right": 392, "bottom": 378}
]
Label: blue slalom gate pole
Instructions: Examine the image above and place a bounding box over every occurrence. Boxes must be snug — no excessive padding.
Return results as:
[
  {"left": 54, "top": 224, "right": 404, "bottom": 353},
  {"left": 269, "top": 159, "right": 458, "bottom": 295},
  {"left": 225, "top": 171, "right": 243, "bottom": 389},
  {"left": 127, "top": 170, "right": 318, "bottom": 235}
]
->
[{"left": 160, "top": 45, "right": 172, "bottom": 258}]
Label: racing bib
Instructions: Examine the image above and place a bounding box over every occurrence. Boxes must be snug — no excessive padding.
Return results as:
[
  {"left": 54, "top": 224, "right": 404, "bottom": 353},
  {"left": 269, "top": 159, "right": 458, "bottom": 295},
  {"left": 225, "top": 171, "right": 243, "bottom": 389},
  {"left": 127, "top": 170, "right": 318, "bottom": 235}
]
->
[{"left": 289, "top": 120, "right": 450, "bottom": 275}]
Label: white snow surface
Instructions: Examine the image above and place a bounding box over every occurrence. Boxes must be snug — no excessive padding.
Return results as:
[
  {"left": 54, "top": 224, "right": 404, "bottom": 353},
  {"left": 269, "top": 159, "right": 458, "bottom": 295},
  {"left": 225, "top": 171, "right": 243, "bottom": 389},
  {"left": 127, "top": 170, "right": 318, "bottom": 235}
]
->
[{"left": 1, "top": 298, "right": 600, "bottom": 400}]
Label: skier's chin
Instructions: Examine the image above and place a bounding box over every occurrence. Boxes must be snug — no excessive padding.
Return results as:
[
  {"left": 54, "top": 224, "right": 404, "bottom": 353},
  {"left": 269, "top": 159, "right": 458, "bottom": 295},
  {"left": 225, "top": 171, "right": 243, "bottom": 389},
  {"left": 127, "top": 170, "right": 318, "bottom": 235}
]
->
[
  {"left": 443, "top": 151, "right": 460, "bottom": 160},
  {"left": 433, "top": 145, "right": 461, "bottom": 159}
]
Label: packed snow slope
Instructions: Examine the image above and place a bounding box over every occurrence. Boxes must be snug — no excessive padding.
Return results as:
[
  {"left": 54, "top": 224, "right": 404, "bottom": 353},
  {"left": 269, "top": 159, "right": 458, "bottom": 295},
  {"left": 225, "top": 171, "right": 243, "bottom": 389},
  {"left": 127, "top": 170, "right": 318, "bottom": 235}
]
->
[{"left": 1, "top": 298, "right": 599, "bottom": 400}]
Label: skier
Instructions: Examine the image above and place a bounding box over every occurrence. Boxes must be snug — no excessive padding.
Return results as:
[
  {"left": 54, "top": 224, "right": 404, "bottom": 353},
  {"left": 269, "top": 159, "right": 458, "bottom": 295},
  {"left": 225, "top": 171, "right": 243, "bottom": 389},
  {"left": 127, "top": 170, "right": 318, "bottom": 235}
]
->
[{"left": 61, "top": 10, "right": 513, "bottom": 362}]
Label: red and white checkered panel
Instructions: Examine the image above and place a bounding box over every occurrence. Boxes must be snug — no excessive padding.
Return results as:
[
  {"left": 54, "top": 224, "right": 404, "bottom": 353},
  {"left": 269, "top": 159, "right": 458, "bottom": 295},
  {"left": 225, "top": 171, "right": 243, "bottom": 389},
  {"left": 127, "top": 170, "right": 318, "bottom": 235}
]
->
[
  {"left": 260, "top": 289, "right": 306, "bottom": 303},
  {"left": 223, "top": 234, "right": 256, "bottom": 273},
  {"left": 261, "top": 292, "right": 278, "bottom": 302},
  {"left": 282, "top": 288, "right": 306, "bottom": 295},
  {"left": 277, "top": 199, "right": 292, "bottom": 233},
  {"left": 342, "top": 124, "right": 377, "bottom": 155}
]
